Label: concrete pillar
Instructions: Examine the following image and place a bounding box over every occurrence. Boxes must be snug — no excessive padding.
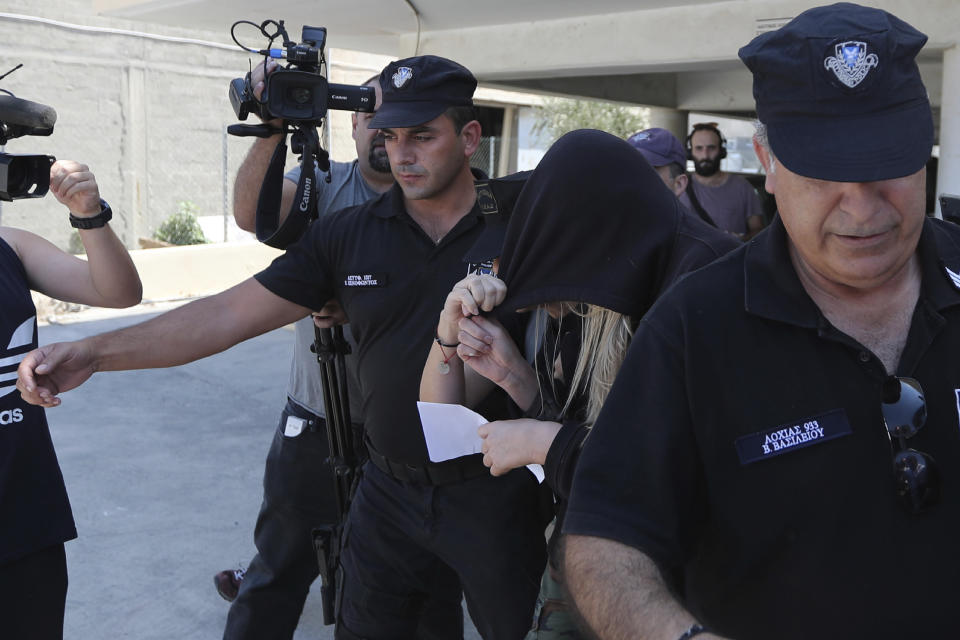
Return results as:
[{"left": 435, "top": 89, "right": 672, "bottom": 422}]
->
[
  {"left": 646, "top": 106, "right": 689, "bottom": 143},
  {"left": 937, "top": 45, "right": 960, "bottom": 218},
  {"left": 498, "top": 105, "right": 516, "bottom": 177},
  {"left": 121, "top": 63, "right": 148, "bottom": 248}
]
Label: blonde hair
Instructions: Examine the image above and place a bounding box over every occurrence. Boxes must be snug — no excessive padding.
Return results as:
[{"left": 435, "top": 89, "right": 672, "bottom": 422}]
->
[{"left": 543, "top": 305, "right": 633, "bottom": 426}]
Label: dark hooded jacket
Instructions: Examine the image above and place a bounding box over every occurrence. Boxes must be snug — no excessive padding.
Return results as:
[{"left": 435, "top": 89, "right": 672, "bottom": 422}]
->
[
  {"left": 499, "top": 128, "right": 738, "bottom": 317},
  {"left": 492, "top": 129, "right": 739, "bottom": 544}
]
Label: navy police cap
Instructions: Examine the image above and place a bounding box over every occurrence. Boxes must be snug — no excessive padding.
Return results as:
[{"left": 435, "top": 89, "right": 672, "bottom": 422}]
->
[
  {"left": 369, "top": 55, "right": 477, "bottom": 129},
  {"left": 738, "top": 2, "right": 933, "bottom": 182}
]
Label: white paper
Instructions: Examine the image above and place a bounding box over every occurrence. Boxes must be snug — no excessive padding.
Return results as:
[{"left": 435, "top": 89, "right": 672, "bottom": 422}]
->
[{"left": 417, "top": 401, "right": 545, "bottom": 483}]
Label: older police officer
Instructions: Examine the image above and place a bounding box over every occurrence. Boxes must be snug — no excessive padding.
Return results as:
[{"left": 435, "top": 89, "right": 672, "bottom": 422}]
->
[{"left": 563, "top": 4, "right": 958, "bottom": 639}]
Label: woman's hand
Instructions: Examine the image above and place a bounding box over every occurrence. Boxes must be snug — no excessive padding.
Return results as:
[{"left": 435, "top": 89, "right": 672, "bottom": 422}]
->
[
  {"left": 436, "top": 274, "right": 506, "bottom": 345},
  {"left": 458, "top": 315, "right": 538, "bottom": 408},
  {"left": 478, "top": 418, "right": 562, "bottom": 476}
]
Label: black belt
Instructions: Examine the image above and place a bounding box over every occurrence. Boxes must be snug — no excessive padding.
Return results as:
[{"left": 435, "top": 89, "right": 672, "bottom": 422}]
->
[{"left": 367, "top": 444, "right": 488, "bottom": 486}]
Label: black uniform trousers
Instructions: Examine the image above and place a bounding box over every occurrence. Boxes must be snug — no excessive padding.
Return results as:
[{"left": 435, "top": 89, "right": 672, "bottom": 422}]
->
[
  {"left": 0, "top": 543, "right": 68, "bottom": 640},
  {"left": 224, "top": 399, "right": 338, "bottom": 640},
  {"left": 337, "top": 460, "right": 546, "bottom": 640}
]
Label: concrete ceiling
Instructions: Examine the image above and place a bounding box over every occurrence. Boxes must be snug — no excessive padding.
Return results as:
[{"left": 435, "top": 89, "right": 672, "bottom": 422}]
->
[
  {"left": 94, "top": 0, "right": 957, "bottom": 118},
  {"left": 95, "top": 0, "right": 727, "bottom": 51}
]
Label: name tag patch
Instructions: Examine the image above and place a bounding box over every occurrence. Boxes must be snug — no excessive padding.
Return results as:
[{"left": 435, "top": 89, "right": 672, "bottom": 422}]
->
[
  {"left": 734, "top": 408, "right": 852, "bottom": 465},
  {"left": 467, "top": 260, "right": 495, "bottom": 276},
  {"left": 343, "top": 273, "right": 387, "bottom": 288}
]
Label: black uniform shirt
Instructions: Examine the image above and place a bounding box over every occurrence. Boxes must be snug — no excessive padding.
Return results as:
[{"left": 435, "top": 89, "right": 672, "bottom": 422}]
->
[
  {"left": 255, "top": 184, "right": 490, "bottom": 465},
  {"left": 564, "top": 216, "right": 960, "bottom": 639}
]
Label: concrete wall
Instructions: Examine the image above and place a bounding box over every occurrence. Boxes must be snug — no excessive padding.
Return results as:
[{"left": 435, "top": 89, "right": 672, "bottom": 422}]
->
[
  {"left": 0, "top": 1, "right": 390, "bottom": 250},
  {"left": 33, "top": 240, "right": 283, "bottom": 323}
]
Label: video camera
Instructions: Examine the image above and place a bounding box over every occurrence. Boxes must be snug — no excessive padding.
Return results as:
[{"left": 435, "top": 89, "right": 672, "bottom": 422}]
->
[
  {"left": 226, "top": 20, "right": 377, "bottom": 249},
  {"left": 228, "top": 20, "right": 375, "bottom": 126},
  {"left": 0, "top": 65, "right": 57, "bottom": 201}
]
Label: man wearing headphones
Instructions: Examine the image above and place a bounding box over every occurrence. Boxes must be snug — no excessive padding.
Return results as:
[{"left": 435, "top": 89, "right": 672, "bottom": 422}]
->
[{"left": 680, "top": 122, "right": 765, "bottom": 240}]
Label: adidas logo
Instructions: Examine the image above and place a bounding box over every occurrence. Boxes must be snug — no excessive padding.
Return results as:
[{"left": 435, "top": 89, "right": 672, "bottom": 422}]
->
[
  {"left": 1, "top": 314, "right": 36, "bottom": 402},
  {"left": 0, "top": 408, "right": 23, "bottom": 424}
]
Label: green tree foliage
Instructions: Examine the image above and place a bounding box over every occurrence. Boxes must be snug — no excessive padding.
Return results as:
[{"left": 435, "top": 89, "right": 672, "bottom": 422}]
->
[
  {"left": 68, "top": 231, "right": 85, "bottom": 255},
  {"left": 532, "top": 97, "right": 650, "bottom": 146},
  {"left": 154, "top": 201, "right": 208, "bottom": 246}
]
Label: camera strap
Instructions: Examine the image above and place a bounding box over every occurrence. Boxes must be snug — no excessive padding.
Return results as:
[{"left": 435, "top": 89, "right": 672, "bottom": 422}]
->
[
  {"left": 255, "top": 135, "right": 316, "bottom": 249},
  {"left": 684, "top": 180, "right": 717, "bottom": 228}
]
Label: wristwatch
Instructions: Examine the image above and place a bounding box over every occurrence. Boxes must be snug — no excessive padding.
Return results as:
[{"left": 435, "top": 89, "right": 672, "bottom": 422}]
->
[{"left": 69, "top": 199, "right": 113, "bottom": 229}]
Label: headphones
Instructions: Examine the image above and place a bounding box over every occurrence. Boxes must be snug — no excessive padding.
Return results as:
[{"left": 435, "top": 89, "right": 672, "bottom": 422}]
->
[{"left": 685, "top": 122, "right": 727, "bottom": 161}]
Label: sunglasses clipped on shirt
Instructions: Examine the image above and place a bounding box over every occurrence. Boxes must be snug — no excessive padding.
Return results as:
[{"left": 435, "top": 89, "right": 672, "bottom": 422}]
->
[{"left": 880, "top": 376, "right": 940, "bottom": 514}]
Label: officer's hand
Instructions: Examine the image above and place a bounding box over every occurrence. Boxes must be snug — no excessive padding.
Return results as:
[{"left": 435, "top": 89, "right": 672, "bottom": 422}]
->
[
  {"left": 436, "top": 274, "right": 506, "bottom": 345},
  {"left": 478, "top": 418, "right": 561, "bottom": 476},
  {"left": 17, "top": 341, "right": 97, "bottom": 407},
  {"left": 49, "top": 160, "right": 101, "bottom": 217},
  {"left": 312, "top": 300, "right": 348, "bottom": 329}
]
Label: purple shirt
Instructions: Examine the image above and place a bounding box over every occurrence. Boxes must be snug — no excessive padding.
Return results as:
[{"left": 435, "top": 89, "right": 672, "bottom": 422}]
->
[{"left": 679, "top": 174, "right": 763, "bottom": 235}]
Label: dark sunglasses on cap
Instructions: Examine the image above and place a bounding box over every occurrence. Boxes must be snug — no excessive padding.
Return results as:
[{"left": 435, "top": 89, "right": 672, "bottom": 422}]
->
[{"left": 880, "top": 376, "right": 939, "bottom": 514}]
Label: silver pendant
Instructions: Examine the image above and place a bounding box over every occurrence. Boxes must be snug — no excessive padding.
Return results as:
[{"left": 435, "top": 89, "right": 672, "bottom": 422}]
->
[{"left": 438, "top": 361, "right": 450, "bottom": 375}]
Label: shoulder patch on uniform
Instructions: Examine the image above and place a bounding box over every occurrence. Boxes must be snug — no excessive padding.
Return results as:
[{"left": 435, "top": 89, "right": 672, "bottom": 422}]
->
[{"left": 734, "top": 408, "right": 852, "bottom": 465}]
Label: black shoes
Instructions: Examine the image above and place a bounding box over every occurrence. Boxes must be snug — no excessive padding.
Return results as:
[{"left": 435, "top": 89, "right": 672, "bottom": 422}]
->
[{"left": 214, "top": 567, "right": 246, "bottom": 602}]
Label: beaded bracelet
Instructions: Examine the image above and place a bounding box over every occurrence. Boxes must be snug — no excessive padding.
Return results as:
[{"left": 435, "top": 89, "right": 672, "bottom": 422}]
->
[{"left": 434, "top": 328, "right": 459, "bottom": 348}]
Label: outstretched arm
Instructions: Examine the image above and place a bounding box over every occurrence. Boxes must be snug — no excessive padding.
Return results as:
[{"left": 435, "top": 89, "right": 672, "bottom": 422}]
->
[
  {"left": 1, "top": 160, "right": 142, "bottom": 308},
  {"left": 17, "top": 278, "right": 310, "bottom": 407},
  {"left": 564, "top": 535, "right": 723, "bottom": 640}
]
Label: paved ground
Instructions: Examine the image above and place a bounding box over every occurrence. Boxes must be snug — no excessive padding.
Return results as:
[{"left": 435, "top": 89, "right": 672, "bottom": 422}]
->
[{"left": 41, "top": 311, "right": 481, "bottom": 640}]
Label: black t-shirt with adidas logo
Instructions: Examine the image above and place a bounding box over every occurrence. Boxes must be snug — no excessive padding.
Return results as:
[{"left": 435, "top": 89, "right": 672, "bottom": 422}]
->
[{"left": 0, "top": 236, "right": 77, "bottom": 565}]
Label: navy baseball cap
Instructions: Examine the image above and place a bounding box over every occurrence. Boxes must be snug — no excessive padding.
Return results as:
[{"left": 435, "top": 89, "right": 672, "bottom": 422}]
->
[
  {"left": 626, "top": 128, "right": 687, "bottom": 169},
  {"left": 369, "top": 55, "right": 477, "bottom": 129},
  {"left": 738, "top": 2, "right": 933, "bottom": 182}
]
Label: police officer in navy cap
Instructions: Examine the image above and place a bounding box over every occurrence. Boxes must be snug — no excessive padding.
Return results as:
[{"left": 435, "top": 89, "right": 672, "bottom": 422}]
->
[
  {"left": 561, "top": 4, "right": 960, "bottom": 639},
  {"left": 626, "top": 127, "right": 690, "bottom": 197},
  {"left": 17, "top": 54, "right": 546, "bottom": 639}
]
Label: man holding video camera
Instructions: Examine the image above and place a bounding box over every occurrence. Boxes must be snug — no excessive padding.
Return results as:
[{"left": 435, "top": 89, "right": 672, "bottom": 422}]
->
[
  {"left": 18, "top": 55, "right": 545, "bottom": 640},
  {"left": 214, "top": 64, "right": 392, "bottom": 640}
]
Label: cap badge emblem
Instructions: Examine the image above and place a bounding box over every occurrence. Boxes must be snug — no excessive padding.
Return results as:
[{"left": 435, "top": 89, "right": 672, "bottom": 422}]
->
[
  {"left": 824, "top": 41, "right": 878, "bottom": 89},
  {"left": 392, "top": 66, "right": 413, "bottom": 89}
]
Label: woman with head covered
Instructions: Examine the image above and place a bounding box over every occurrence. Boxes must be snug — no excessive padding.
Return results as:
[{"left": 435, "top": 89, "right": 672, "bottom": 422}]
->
[{"left": 420, "top": 128, "right": 738, "bottom": 636}]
